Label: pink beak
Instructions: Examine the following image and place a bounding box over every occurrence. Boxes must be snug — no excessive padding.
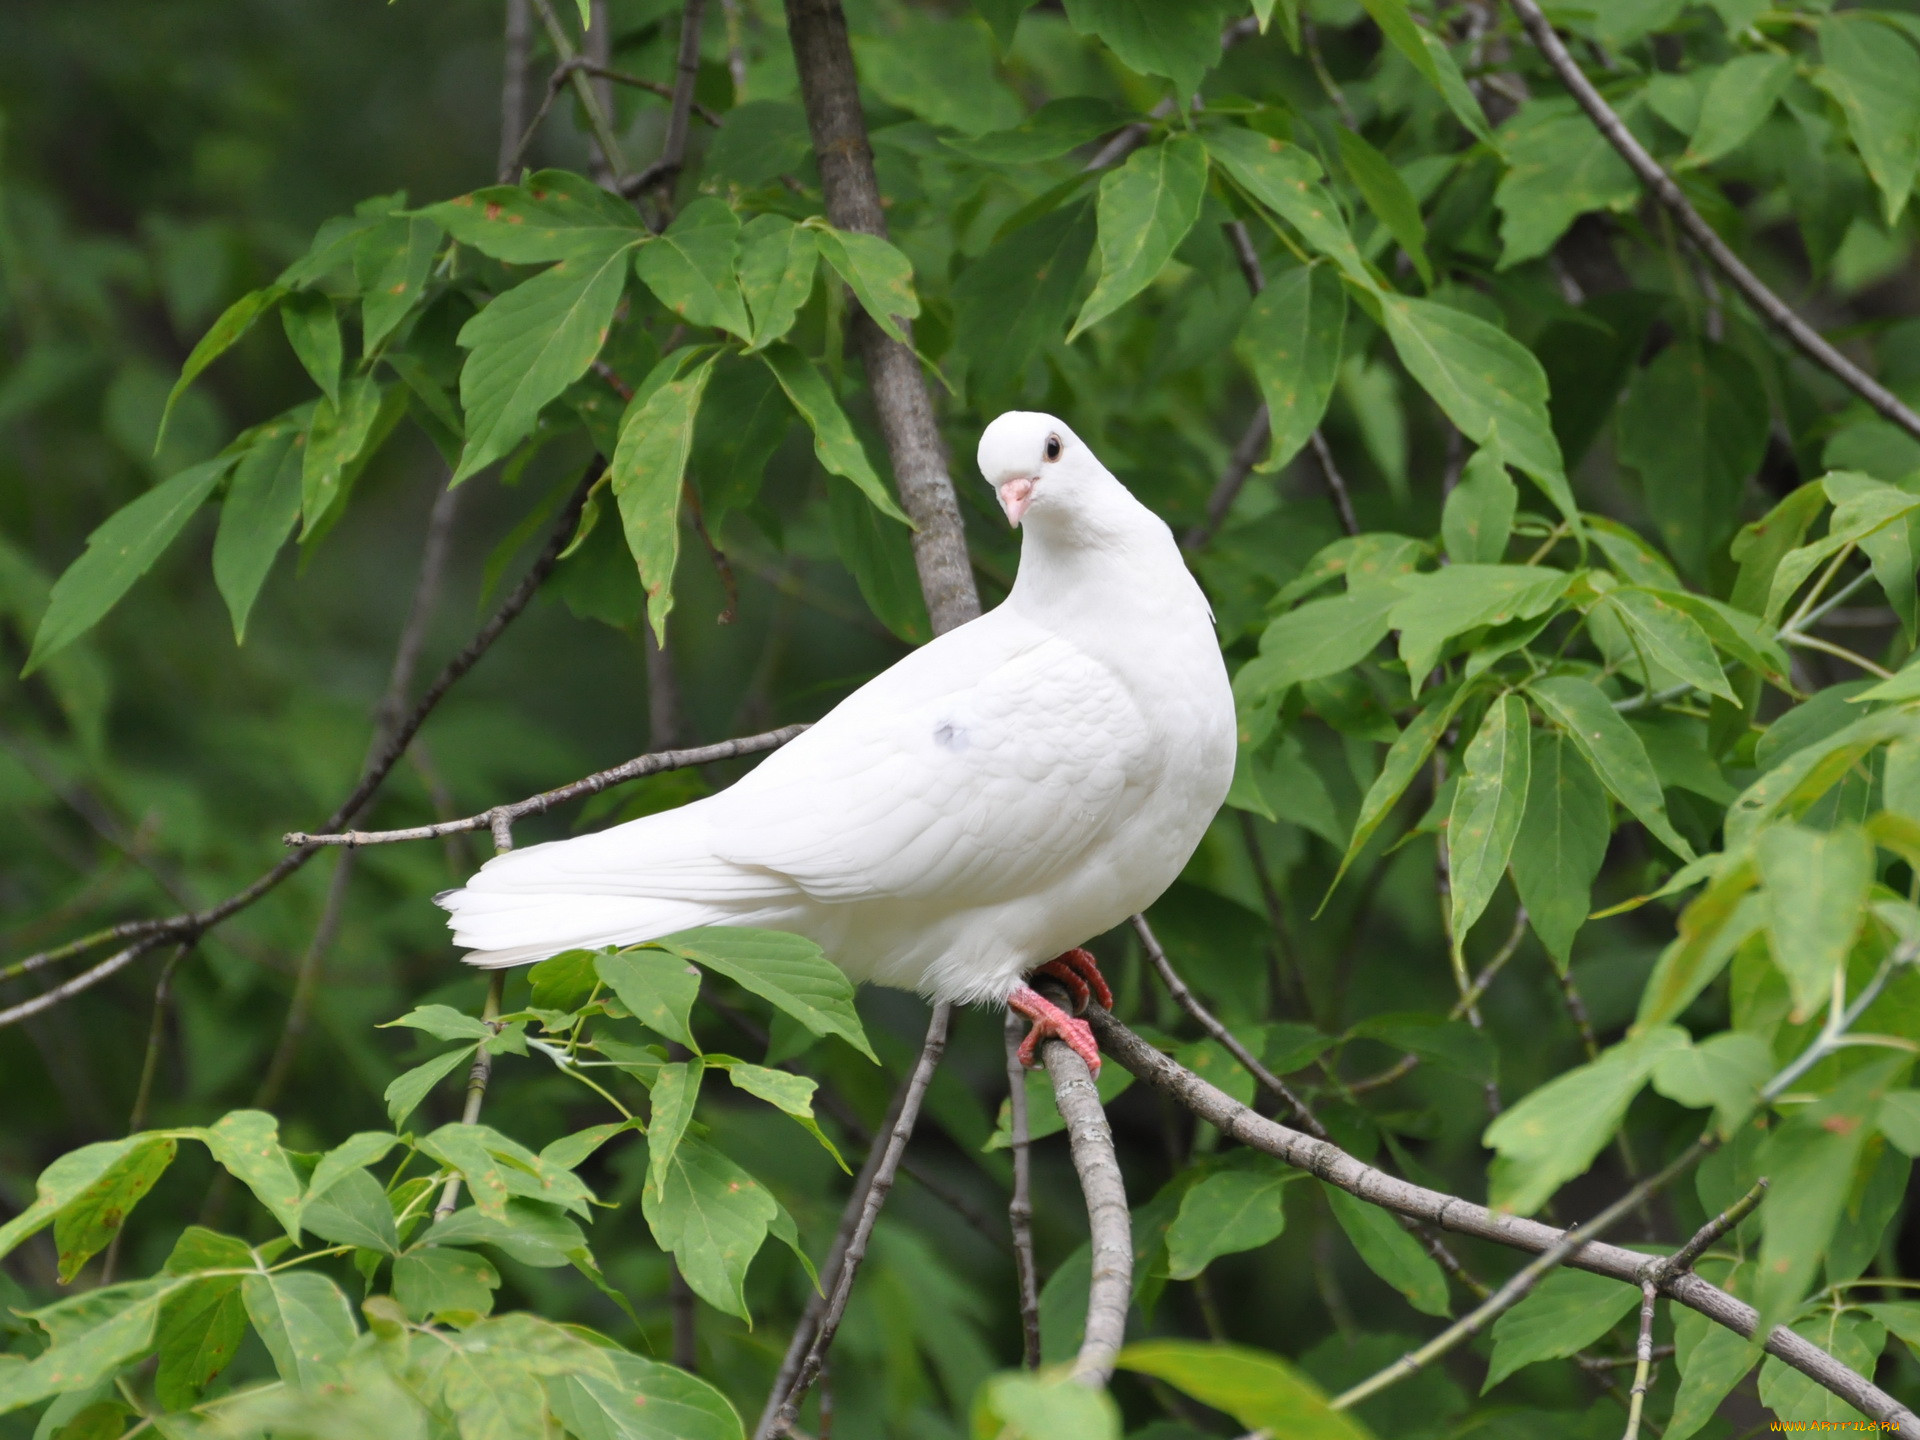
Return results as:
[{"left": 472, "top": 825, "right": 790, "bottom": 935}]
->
[{"left": 998, "top": 475, "right": 1036, "bottom": 527}]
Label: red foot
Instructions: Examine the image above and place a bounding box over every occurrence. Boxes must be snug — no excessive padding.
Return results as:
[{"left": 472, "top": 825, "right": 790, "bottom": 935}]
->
[
  {"left": 1008, "top": 984, "right": 1102, "bottom": 1076},
  {"left": 1033, "top": 948, "right": 1113, "bottom": 1014}
]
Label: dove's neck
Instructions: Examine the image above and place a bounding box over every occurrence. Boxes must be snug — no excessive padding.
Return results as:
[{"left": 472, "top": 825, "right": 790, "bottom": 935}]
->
[{"left": 1006, "top": 470, "right": 1209, "bottom": 643}]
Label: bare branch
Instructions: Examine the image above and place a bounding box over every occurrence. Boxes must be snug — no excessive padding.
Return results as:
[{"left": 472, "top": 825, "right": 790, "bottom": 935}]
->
[
  {"left": 526, "top": 0, "right": 631, "bottom": 179},
  {"left": 1032, "top": 979, "right": 1131, "bottom": 1388},
  {"left": 1131, "top": 914, "right": 1326, "bottom": 1138},
  {"left": 435, "top": 969, "right": 509, "bottom": 1217},
  {"left": 618, "top": 0, "right": 708, "bottom": 201},
  {"left": 499, "top": 0, "right": 533, "bottom": 181},
  {"left": 1087, "top": 1007, "right": 1916, "bottom": 1428},
  {"left": 1622, "top": 1282, "right": 1658, "bottom": 1440},
  {"left": 1662, "top": 1179, "right": 1768, "bottom": 1280},
  {"left": 1311, "top": 431, "right": 1361, "bottom": 539},
  {"left": 1506, "top": 0, "right": 1920, "bottom": 444},
  {"left": 0, "top": 470, "right": 595, "bottom": 1029},
  {"left": 785, "top": 0, "right": 979, "bottom": 636},
  {"left": 1004, "top": 1013, "right": 1042, "bottom": 1369},
  {"left": 285, "top": 725, "right": 807, "bottom": 848},
  {"left": 765, "top": 1003, "right": 953, "bottom": 1436}
]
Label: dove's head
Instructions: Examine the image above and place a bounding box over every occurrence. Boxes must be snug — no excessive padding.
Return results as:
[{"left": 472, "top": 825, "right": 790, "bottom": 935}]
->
[{"left": 976, "top": 411, "right": 1106, "bottom": 529}]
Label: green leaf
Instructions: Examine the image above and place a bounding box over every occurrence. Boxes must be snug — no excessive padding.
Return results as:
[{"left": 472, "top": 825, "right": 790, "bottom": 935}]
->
[
  {"left": 1669, "top": 1305, "right": 1761, "bottom": 1440},
  {"left": 547, "top": 1350, "right": 746, "bottom": 1440},
  {"left": 1816, "top": 12, "right": 1920, "bottom": 224},
  {"left": 1441, "top": 444, "right": 1517, "bottom": 564},
  {"left": 1166, "top": 1166, "right": 1292, "bottom": 1279},
  {"left": 280, "top": 290, "right": 342, "bottom": 407},
  {"left": 977, "top": 1369, "right": 1121, "bottom": 1440},
  {"left": 1447, "top": 693, "right": 1531, "bottom": 949},
  {"left": 24, "top": 458, "right": 228, "bottom": 676},
  {"left": 158, "top": 285, "right": 286, "bottom": 452},
  {"left": 0, "top": 1139, "right": 180, "bottom": 1264},
  {"left": 531, "top": 948, "right": 603, "bottom": 1011},
  {"left": 736, "top": 214, "right": 817, "bottom": 351},
  {"left": 1070, "top": 134, "right": 1208, "bottom": 341},
  {"left": 1380, "top": 296, "right": 1574, "bottom": 527},
  {"left": 813, "top": 226, "right": 920, "bottom": 347},
  {"left": 724, "top": 1064, "right": 848, "bottom": 1171},
  {"left": 828, "top": 471, "right": 930, "bottom": 643},
  {"left": 1060, "top": 0, "right": 1224, "bottom": 97},
  {"left": 1617, "top": 340, "right": 1769, "bottom": 578},
  {"left": 596, "top": 947, "right": 701, "bottom": 1049},
  {"left": 1241, "top": 584, "right": 1399, "bottom": 700},
  {"left": 610, "top": 348, "right": 720, "bottom": 644},
  {"left": 1115, "top": 1340, "right": 1376, "bottom": 1439},
  {"left": 1493, "top": 99, "right": 1640, "bottom": 267},
  {"left": 1510, "top": 729, "right": 1610, "bottom": 965},
  {"left": 357, "top": 214, "right": 441, "bottom": 353},
  {"left": 419, "top": 1123, "right": 596, "bottom": 1220},
  {"left": 1323, "top": 1184, "right": 1449, "bottom": 1318},
  {"left": 385, "top": 1002, "right": 496, "bottom": 1043},
  {"left": 300, "top": 376, "right": 389, "bottom": 538},
  {"left": 1337, "top": 127, "right": 1430, "bottom": 285},
  {"left": 641, "top": 1136, "right": 779, "bottom": 1319},
  {"left": 200, "top": 1111, "right": 305, "bottom": 1241},
  {"left": 424, "top": 171, "right": 644, "bottom": 263},
  {"left": 154, "top": 1275, "right": 248, "bottom": 1410},
  {"left": 952, "top": 200, "right": 1097, "bottom": 403},
  {"left": 1685, "top": 54, "right": 1794, "bottom": 167},
  {"left": 1356, "top": 0, "right": 1492, "bottom": 143},
  {"left": 52, "top": 1137, "right": 176, "bottom": 1284},
  {"left": 0, "top": 1279, "right": 179, "bottom": 1416},
  {"left": 1389, "top": 565, "right": 1570, "bottom": 685},
  {"left": 453, "top": 235, "right": 637, "bottom": 483},
  {"left": 1755, "top": 822, "right": 1874, "bottom": 1022},
  {"left": 757, "top": 345, "right": 910, "bottom": 525},
  {"left": 1650, "top": 1031, "right": 1773, "bottom": 1137},
  {"left": 393, "top": 1246, "right": 500, "bottom": 1322},
  {"left": 852, "top": 14, "right": 1023, "bottom": 136},
  {"left": 1730, "top": 481, "right": 1827, "bottom": 617},
  {"left": 1347, "top": 1012, "right": 1495, "bottom": 1082},
  {"left": 241, "top": 1271, "right": 356, "bottom": 1388},
  {"left": 305, "top": 1132, "right": 399, "bottom": 1209},
  {"left": 384, "top": 1044, "right": 477, "bottom": 1129},
  {"left": 1484, "top": 1025, "right": 1690, "bottom": 1214},
  {"left": 1526, "top": 675, "right": 1697, "bottom": 862},
  {"left": 1880, "top": 1090, "right": 1920, "bottom": 1155},
  {"left": 944, "top": 96, "right": 1132, "bottom": 164},
  {"left": 1483, "top": 1268, "right": 1641, "bottom": 1391},
  {"left": 1329, "top": 679, "right": 1474, "bottom": 897},
  {"left": 1645, "top": 588, "right": 1790, "bottom": 685},
  {"left": 657, "top": 927, "right": 875, "bottom": 1061},
  {"left": 634, "top": 199, "right": 751, "bottom": 340},
  {"left": 1235, "top": 261, "right": 1346, "bottom": 474},
  {"left": 646, "top": 1058, "right": 704, "bottom": 1203},
  {"left": 1606, "top": 588, "right": 1736, "bottom": 701},
  {"left": 301, "top": 1168, "right": 400, "bottom": 1255},
  {"left": 1205, "top": 128, "right": 1369, "bottom": 285},
  {"left": 213, "top": 418, "right": 307, "bottom": 643},
  {"left": 427, "top": 1197, "right": 588, "bottom": 1267}
]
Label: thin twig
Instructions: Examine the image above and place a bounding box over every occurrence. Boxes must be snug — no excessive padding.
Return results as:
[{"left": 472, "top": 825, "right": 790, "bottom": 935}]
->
[
  {"left": 526, "top": 0, "right": 631, "bottom": 179},
  {"left": 285, "top": 725, "right": 806, "bottom": 847},
  {"left": 1185, "top": 407, "right": 1272, "bottom": 552},
  {"left": 1086, "top": 1008, "right": 1915, "bottom": 1428},
  {"left": 766, "top": 1004, "right": 952, "bottom": 1436},
  {"left": 1004, "top": 1013, "right": 1042, "bottom": 1369},
  {"left": 99, "top": 941, "right": 192, "bottom": 1284},
  {"left": 1622, "top": 1282, "right": 1658, "bottom": 1440},
  {"left": 1311, "top": 432, "right": 1361, "bottom": 538},
  {"left": 1031, "top": 980, "right": 1130, "bottom": 1388},
  {"left": 499, "top": 0, "right": 532, "bottom": 181},
  {"left": 434, "top": 970, "right": 508, "bottom": 1217},
  {"left": 1661, "top": 1179, "right": 1767, "bottom": 1280},
  {"left": 1131, "top": 914, "right": 1327, "bottom": 1139},
  {"left": 619, "top": 0, "right": 708, "bottom": 201},
  {"left": 0, "top": 470, "right": 595, "bottom": 1030},
  {"left": 1505, "top": 0, "right": 1920, "bottom": 443}
]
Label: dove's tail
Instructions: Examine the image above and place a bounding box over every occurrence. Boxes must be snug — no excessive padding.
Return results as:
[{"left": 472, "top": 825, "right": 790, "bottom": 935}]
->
[{"left": 434, "top": 801, "right": 793, "bottom": 968}]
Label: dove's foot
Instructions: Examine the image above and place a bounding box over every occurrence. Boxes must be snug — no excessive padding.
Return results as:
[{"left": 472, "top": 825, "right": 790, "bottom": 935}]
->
[
  {"left": 1033, "top": 947, "right": 1113, "bottom": 1013},
  {"left": 1008, "top": 984, "right": 1102, "bottom": 1076}
]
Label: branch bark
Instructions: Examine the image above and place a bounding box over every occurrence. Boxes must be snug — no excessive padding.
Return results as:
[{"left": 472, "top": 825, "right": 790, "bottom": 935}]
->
[
  {"left": 1004, "top": 1014, "right": 1042, "bottom": 1370},
  {"left": 783, "top": 0, "right": 979, "bottom": 636},
  {"left": 1506, "top": 0, "right": 1920, "bottom": 444},
  {"left": 1088, "top": 1007, "right": 1914, "bottom": 1428}
]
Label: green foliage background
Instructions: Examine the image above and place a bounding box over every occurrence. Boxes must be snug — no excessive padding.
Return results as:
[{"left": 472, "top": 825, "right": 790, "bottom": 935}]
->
[{"left": 6, "top": 0, "right": 1920, "bottom": 1435}]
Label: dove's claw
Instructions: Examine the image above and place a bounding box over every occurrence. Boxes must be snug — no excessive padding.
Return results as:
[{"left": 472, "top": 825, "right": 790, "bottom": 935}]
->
[
  {"left": 1036, "top": 948, "right": 1113, "bottom": 1012},
  {"left": 1008, "top": 984, "right": 1102, "bottom": 1076}
]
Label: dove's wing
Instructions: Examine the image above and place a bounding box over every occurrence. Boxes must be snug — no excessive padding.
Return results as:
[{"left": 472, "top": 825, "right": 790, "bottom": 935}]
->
[{"left": 711, "top": 612, "right": 1155, "bottom": 907}]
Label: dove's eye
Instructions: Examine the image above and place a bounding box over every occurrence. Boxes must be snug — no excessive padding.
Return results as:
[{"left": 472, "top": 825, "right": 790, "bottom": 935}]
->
[{"left": 1044, "top": 434, "right": 1062, "bottom": 462}]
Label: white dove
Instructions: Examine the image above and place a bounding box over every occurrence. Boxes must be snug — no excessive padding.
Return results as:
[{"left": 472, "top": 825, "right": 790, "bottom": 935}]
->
[{"left": 437, "top": 411, "right": 1236, "bottom": 1071}]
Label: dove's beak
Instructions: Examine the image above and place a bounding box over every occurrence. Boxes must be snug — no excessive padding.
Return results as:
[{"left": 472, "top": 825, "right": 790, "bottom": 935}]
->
[{"left": 998, "top": 476, "right": 1036, "bottom": 527}]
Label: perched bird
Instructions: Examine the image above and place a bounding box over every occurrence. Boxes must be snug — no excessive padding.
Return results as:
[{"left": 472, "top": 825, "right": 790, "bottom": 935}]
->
[{"left": 438, "top": 412, "right": 1235, "bottom": 1072}]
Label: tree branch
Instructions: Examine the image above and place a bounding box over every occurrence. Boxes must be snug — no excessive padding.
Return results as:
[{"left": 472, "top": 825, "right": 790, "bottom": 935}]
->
[
  {"left": 619, "top": 0, "right": 708, "bottom": 201},
  {"left": 526, "top": 0, "right": 631, "bottom": 180},
  {"left": 0, "top": 469, "right": 596, "bottom": 1030},
  {"left": 764, "top": 1003, "right": 953, "bottom": 1437},
  {"left": 498, "top": 0, "right": 532, "bottom": 182},
  {"left": 1505, "top": 0, "right": 1920, "bottom": 444},
  {"left": 1087, "top": 1007, "right": 1916, "bottom": 1427},
  {"left": 1004, "top": 1013, "right": 1042, "bottom": 1370},
  {"left": 784, "top": 0, "right": 980, "bottom": 635}
]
